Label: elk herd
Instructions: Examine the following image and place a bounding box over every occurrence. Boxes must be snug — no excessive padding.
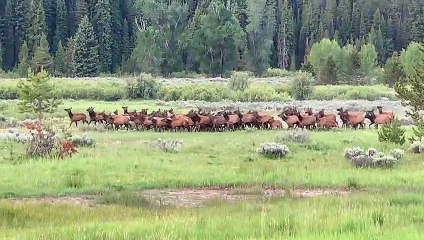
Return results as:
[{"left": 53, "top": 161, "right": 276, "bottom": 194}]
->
[{"left": 63, "top": 105, "right": 395, "bottom": 132}]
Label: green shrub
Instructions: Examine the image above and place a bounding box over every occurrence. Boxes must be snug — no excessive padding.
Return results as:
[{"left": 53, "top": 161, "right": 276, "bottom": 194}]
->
[
  {"left": 171, "top": 71, "right": 202, "bottom": 78},
  {"left": 377, "top": 117, "right": 406, "bottom": 145},
  {"left": 290, "top": 71, "right": 315, "bottom": 100},
  {"left": 238, "top": 83, "right": 291, "bottom": 102},
  {"left": 228, "top": 71, "right": 251, "bottom": 91},
  {"left": 0, "top": 81, "right": 19, "bottom": 99},
  {"left": 126, "top": 73, "right": 162, "bottom": 99},
  {"left": 266, "top": 68, "right": 293, "bottom": 77},
  {"left": 313, "top": 85, "right": 396, "bottom": 100}
]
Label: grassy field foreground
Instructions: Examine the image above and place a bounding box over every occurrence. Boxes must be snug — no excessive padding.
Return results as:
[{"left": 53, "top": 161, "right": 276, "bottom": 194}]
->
[
  {"left": 0, "top": 129, "right": 423, "bottom": 197},
  {"left": 1, "top": 192, "right": 423, "bottom": 239}
]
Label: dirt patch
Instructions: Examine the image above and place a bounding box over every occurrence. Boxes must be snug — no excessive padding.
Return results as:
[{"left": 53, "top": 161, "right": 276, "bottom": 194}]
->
[
  {"left": 3, "top": 188, "right": 350, "bottom": 208},
  {"left": 141, "top": 187, "right": 350, "bottom": 208},
  {"left": 6, "top": 195, "right": 96, "bottom": 207}
]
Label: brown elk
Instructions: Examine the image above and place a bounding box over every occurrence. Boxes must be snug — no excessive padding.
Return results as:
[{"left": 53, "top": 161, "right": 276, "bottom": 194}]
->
[
  {"left": 235, "top": 110, "right": 257, "bottom": 129},
  {"left": 376, "top": 106, "right": 394, "bottom": 119},
  {"left": 122, "top": 106, "right": 136, "bottom": 116},
  {"left": 317, "top": 109, "right": 337, "bottom": 122},
  {"left": 295, "top": 112, "right": 316, "bottom": 130},
  {"left": 338, "top": 109, "right": 365, "bottom": 129},
  {"left": 64, "top": 108, "right": 88, "bottom": 127},
  {"left": 269, "top": 119, "right": 283, "bottom": 129},
  {"left": 278, "top": 113, "right": 300, "bottom": 129},
  {"left": 317, "top": 118, "right": 338, "bottom": 130},
  {"left": 364, "top": 110, "right": 392, "bottom": 129},
  {"left": 223, "top": 111, "right": 242, "bottom": 131},
  {"left": 252, "top": 111, "right": 273, "bottom": 129},
  {"left": 162, "top": 117, "right": 190, "bottom": 131},
  {"left": 87, "top": 107, "right": 106, "bottom": 125}
]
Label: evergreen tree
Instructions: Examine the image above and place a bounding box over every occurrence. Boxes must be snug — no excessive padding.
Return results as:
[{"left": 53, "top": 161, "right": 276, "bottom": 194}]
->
[
  {"left": 276, "top": 0, "right": 294, "bottom": 69},
  {"left": 74, "top": 0, "right": 88, "bottom": 26},
  {"left": 93, "top": 0, "right": 112, "bottom": 72},
  {"left": 395, "top": 44, "right": 424, "bottom": 141},
  {"left": 3, "top": 0, "right": 27, "bottom": 69},
  {"left": 27, "top": 0, "right": 47, "bottom": 54},
  {"left": 30, "top": 33, "right": 54, "bottom": 73},
  {"left": 246, "top": 0, "right": 275, "bottom": 75},
  {"left": 74, "top": 16, "right": 99, "bottom": 77},
  {"left": 384, "top": 52, "right": 405, "bottom": 87},
  {"left": 0, "top": 42, "right": 3, "bottom": 70},
  {"left": 192, "top": 1, "right": 245, "bottom": 77},
  {"left": 54, "top": 40, "right": 65, "bottom": 75},
  {"left": 17, "top": 41, "right": 29, "bottom": 77},
  {"left": 53, "top": 0, "right": 68, "bottom": 51},
  {"left": 63, "top": 37, "right": 76, "bottom": 77},
  {"left": 321, "top": 55, "right": 338, "bottom": 84},
  {"left": 121, "top": 19, "right": 130, "bottom": 62},
  {"left": 43, "top": 0, "right": 56, "bottom": 48}
]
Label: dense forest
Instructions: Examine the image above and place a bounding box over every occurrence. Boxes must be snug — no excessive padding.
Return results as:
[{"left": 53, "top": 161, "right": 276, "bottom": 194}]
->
[{"left": 0, "top": 0, "right": 423, "bottom": 78}]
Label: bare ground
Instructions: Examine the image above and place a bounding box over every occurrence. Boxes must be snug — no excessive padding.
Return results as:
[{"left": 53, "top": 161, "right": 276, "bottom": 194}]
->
[{"left": 4, "top": 187, "right": 351, "bottom": 208}]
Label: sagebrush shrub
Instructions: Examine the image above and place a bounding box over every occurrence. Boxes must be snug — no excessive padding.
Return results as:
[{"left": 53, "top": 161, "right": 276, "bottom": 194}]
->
[
  {"left": 258, "top": 143, "right": 290, "bottom": 159},
  {"left": 277, "top": 130, "right": 310, "bottom": 143},
  {"left": 409, "top": 138, "right": 424, "bottom": 153},
  {"left": 344, "top": 147, "right": 404, "bottom": 168},
  {"left": 150, "top": 139, "right": 183, "bottom": 153},
  {"left": 0, "top": 128, "right": 30, "bottom": 143},
  {"left": 266, "top": 68, "right": 292, "bottom": 77},
  {"left": 70, "top": 134, "right": 96, "bottom": 148}
]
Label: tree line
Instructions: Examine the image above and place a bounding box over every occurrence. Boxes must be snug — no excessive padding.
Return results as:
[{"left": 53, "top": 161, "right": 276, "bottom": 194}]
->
[{"left": 0, "top": 0, "right": 423, "bottom": 78}]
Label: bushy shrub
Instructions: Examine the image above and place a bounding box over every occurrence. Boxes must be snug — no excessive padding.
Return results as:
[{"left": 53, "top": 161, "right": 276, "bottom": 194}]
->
[
  {"left": 150, "top": 138, "right": 183, "bottom": 153},
  {"left": 277, "top": 130, "right": 310, "bottom": 143},
  {"left": 0, "top": 81, "right": 19, "bottom": 99},
  {"left": 266, "top": 68, "right": 293, "bottom": 77},
  {"left": 258, "top": 143, "right": 290, "bottom": 159},
  {"left": 290, "top": 71, "right": 315, "bottom": 100},
  {"left": 238, "top": 83, "right": 291, "bottom": 102},
  {"left": 409, "top": 138, "right": 424, "bottom": 154},
  {"left": 126, "top": 73, "right": 162, "bottom": 99},
  {"left": 171, "top": 71, "right": 202, "bottom": 78},
  {"left": 378, "top": 117, "right": 405, "bottom": 145},
  {"left": 0, "top": 128, "right": 31, "bottom": 143},
  {"left": 313, "top": 85, "right": 396, "bottom": 101},
  {"left": 344, "top": 147, "right": 404, "bottom": 168},
  {"left": 228, "top": 71, "right": 251, "bottom": 91},
  {"left": 53, "top": 79, "right": 126, "bottom": 101},
  {"left": 0, "top": 115, "right": 19, "bottom": 128},
  {"left": 70, "top": 134, "right": 96, "bottom": 147}
]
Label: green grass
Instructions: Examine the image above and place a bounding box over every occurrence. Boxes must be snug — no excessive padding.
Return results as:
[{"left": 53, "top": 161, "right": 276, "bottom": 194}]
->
[
  {"left": 0, "top": 192, "right": 423, "bottom": 239},
  {"left": 0, "top": 129, "right": 422, "bottom": 198}
]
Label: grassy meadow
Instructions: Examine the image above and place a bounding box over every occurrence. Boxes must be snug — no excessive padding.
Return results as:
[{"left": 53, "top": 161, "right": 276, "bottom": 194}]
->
[{"left": 0, "top": 99, "right": 423, "bottom": 239}]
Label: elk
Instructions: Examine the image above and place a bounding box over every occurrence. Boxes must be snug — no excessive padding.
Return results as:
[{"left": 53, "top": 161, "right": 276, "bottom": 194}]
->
[
  {"left": 64, "top": 108, "right": 88, "bottom": 127},
  {"left": 87, "top": 107, "right": 106, "bottom": 125},
  {"left": 278, "top": 113, "right": 299, "bottom": 129},
  {"left": 364, "top": 110, "right": 392, "bottom": 129},
  {"left": 338, "top": 110, "right": 365, "bottom": 130},
  {"left": 376, "top": 106, "right": 394, "bottom": 119}
]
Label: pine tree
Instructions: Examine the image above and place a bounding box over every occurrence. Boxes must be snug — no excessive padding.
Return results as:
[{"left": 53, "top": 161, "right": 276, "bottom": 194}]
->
[
  {"left": 321, "top": 55, "right": 338, "bottom": 84},
  {"left": 54, "top": 40, "right": 65, "bottom": 75},
  {"left": 277, "top": 0, "right": 294, "bottom": 69},
  {"left": 0, "top": 42, "right": 3, "bottom": 71},
  {"left": 63, "top": 37, "right": 76, "bottom": 77},
  {"left": 121, "top": 19, "right": 130, "bottom": 62},
  {"left": 26, "top": 0, "right": 47, "bottom": 54},
  {"left": 53, "top": 0, "right": 68, "bottom": 52},
  {"left": 395, "top": 44, "right": 424, "bottom": 141},
  {"left": 75, "top": 0, "right": 88, "bottom": 26},
  {"left": 3, "top": 0, "right": 27, "bottom": 69},
  {"left": 74, "top": 16, "right": 99, "bottom": 77},
  {"left": 17, "top": 41, "right": 30, "bottom": 77},
  {"left": 43, "top": 0, "right": 57, "bottom": 48},
  {"left": 30, "top": 33, "right": 54, "bottom": 73},
  {"left": 93, "top": 0, "right": 112, "bottom": 72},
  {"left": 384, "top": 52, "right": 405, "bottom": 87},
  {"left": 110, "top": 0, "right": 123, "bottom": 72}
]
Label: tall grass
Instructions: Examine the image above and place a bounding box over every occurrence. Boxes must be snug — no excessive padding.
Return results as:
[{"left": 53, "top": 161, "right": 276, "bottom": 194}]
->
[
  {"left": 0, "top": 192, "right": 423, "bottom": 239},
  {"left": 0, "top": 129, "right": 422, "bottom": 198}
]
